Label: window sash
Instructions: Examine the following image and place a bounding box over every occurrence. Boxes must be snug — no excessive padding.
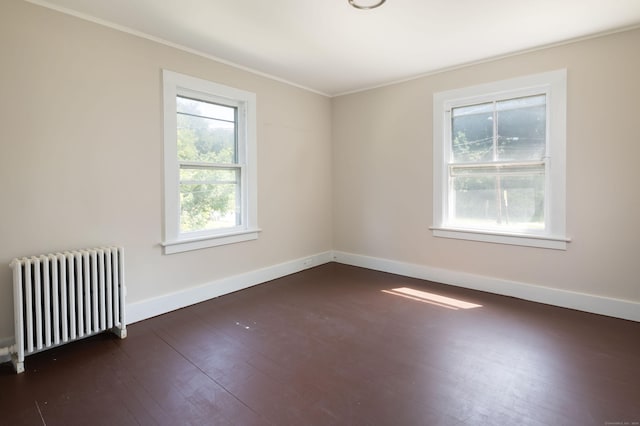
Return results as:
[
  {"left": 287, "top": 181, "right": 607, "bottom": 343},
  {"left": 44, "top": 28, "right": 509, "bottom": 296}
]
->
[
  {"left": 175, "top": 92, "right": 244, "bottom": 236},
  {"left": 179, "top": 164, "right": 243, "bottom": 236},
  {"left": 450, "top": 94, "right": 548, "bottom": 164},
  {"left": 446, "top": 161, "right": 546, "bottom": 233},
  {"left": 445, "top": 94, "right": 550, "bottom": 234}
]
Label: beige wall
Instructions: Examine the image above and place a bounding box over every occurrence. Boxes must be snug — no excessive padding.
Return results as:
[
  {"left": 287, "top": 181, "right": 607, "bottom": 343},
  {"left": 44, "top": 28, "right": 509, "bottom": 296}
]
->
[
  {"left": 332, "top": 28, "right": 640, "bottom": 303},
  {"left": 0, "top": 1, "right": 333, "bottom": 338}
]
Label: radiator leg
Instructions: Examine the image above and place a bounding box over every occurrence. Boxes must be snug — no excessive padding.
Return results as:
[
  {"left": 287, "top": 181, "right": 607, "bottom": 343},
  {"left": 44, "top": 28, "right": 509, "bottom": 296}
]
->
[
  {"left": 110, "top": 326, "right": 127, "bottom": 339},
  {"left": 11, "top": 353, "right": 24, "bottom": 374}
]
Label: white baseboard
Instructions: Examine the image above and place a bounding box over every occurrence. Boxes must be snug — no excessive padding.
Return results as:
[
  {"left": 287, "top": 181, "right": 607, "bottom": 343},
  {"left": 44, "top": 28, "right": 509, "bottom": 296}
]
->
[
  {"left": 126, "top": 251, "right": 333, "bottom": 324},
  {"left": 332, "top": 251, "right": 640, "bottom": 322}
]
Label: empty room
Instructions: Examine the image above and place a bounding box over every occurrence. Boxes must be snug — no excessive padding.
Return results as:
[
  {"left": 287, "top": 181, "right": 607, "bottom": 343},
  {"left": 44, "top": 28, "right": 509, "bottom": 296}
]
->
[{"left": 1, "top": 0, "right": 639, "bottom": 424}]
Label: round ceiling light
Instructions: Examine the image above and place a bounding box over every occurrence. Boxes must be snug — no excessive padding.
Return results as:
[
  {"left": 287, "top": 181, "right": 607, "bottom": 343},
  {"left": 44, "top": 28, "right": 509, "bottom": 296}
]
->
[{"left": 348, "top": 0, "right": 386, "bottom": 10}]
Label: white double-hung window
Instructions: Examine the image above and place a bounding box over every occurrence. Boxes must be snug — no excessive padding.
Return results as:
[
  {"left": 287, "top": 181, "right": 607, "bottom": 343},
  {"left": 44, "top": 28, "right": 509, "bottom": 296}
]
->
[
  {"left": 432, "top": 70, "right": 569, "bottom": 249},
  {"left": 162, "top": 70, "right": 258, "bottom": 254}
]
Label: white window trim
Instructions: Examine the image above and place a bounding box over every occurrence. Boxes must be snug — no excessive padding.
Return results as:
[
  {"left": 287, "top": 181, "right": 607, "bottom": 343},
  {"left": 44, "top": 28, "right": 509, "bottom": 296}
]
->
[
  {"left": 432, "top": 70, "right": 569, "bottom": 250},
  {"left": 161, "top": 70, "right": 259, "bottom": 254}
]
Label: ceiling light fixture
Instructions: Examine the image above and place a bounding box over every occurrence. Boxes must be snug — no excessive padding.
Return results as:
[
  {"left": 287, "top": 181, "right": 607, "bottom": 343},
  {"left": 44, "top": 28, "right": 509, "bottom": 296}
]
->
[{"left": 348, "top": 0, "right": 386, "bottom": 10}]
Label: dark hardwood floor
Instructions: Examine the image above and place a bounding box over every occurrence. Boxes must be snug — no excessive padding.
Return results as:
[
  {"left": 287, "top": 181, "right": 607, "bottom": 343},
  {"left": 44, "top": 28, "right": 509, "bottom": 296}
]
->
[{"left": 1, "top": 263, "right": 638, "bottom": 425}]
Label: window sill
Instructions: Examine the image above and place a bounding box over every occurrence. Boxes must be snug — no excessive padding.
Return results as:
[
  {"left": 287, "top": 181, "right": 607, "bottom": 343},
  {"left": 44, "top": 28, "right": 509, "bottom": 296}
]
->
[
  {"left": 162, "top": 228, "right": 261, "bottom": 254},
  {"left": 430, "top": 226, "right": 570, "bottom": 250}
]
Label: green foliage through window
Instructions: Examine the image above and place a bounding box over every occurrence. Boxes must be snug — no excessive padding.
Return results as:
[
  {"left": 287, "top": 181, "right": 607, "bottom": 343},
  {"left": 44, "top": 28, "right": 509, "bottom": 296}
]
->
[{"left": 176, "top": 96, "right": 240, "bottom": 232}]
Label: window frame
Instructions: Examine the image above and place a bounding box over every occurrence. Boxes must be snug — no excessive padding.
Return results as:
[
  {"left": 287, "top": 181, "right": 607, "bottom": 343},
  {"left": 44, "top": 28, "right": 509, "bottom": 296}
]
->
[
  {"left": 431, "top": 70, "right": 569, "bottom": 250},
  {"left": 162, "top": 70, "right": 259, "bottom": 254}
]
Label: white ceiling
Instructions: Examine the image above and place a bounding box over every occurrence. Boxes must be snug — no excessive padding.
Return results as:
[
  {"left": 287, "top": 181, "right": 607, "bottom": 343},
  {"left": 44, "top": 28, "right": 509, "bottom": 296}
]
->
[{"left": 28, "top": 0, "right": 640, "bottom": 96}]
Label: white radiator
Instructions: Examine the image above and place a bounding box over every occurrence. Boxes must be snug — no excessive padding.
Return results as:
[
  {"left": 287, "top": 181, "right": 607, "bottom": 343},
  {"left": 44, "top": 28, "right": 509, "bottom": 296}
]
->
[{"left": 9, "top": 247, "right": 126, "bottom": 373}]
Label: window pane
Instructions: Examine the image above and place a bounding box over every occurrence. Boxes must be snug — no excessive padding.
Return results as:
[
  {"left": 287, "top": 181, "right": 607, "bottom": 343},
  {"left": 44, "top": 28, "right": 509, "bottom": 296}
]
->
[
  {"left": 451, "top": 102, "right": 494, "bottom": 163},
  {"left": 179, "top": 167, "right": 240, "bottom": 232},
  {"left": 177, "top": 96, "right": 235, "bottom": 121},
  {"left": 450, "top": 167, "right": 545, "bottom": 230},
  {"left": 497, "top": 95, "right": 546, "bottom": 161},
  {"left": 176, "top": 96, "right": 236, "bottom": 163}
]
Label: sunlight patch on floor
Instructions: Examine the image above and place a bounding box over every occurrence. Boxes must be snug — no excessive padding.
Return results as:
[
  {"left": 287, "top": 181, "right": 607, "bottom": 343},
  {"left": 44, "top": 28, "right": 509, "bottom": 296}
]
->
[{"left": 382, "top": 287, "right": 482, "bottom": 310}]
